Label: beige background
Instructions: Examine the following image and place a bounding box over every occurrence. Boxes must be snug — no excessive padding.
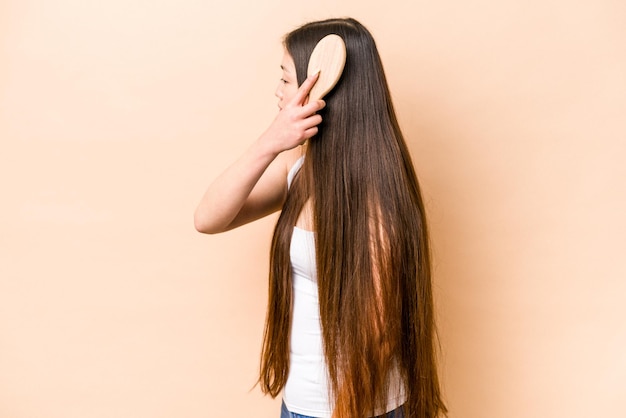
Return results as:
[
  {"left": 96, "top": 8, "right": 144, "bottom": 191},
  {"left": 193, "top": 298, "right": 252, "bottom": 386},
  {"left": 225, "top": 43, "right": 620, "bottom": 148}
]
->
[{"left": 1, "top": 0, "right": 625, "bottom": 417}]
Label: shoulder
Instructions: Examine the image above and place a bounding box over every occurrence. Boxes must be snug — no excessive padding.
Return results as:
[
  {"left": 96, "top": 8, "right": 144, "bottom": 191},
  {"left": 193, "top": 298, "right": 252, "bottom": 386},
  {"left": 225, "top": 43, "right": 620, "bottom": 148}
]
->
[
  {"left": 283, "top": 145, "right": 305, "bottom": 170},
  {"left": 281, "top": 146, "right": 305, "bottom": 187}
]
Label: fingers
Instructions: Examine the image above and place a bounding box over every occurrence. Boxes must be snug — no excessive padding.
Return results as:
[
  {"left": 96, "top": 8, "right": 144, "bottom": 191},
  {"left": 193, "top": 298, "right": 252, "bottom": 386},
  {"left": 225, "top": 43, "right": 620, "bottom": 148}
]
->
[
  {"left": 303, "top": 126, "right": 319, "bottom": 140},
  {"left": 290, "top": 99, "right": 324, "bottom": 122},
  {"left": 302, "top": 99, "right": 326, "bottom": 115},
  {"left": 283, "top": 98, "right": 324, "bottom": 120},
  {"left": 273, "top": 80, "right": 325, "bottom": 146},
  {"left": 297, "top": 101, "right": 324, "bottom": 133},
  {"left": 292, "top": 71, "right": 320, "bottom": 106},
  {"left": 301, "top": 114, "right": 323, "bottom": 130}
]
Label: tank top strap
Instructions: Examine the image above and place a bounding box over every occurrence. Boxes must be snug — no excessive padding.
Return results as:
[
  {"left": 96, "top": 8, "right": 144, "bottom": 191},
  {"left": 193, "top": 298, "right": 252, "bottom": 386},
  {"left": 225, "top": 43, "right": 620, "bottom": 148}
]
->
[{"left": 287, "top": 156, "right": 305, "bottom": 190}]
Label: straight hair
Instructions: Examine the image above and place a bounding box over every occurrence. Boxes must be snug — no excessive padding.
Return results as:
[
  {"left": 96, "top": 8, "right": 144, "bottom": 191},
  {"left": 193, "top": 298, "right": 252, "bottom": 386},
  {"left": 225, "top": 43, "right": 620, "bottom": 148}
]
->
[{"left": 260, "top": 18, "right": 447, "bottom": 418}]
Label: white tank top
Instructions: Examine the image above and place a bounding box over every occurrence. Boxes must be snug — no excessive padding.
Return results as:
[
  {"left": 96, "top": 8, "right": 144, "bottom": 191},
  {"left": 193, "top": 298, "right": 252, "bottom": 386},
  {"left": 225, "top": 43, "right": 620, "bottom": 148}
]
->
[{"left": 282, "top": 157, "right": 405, "bottom": 417}]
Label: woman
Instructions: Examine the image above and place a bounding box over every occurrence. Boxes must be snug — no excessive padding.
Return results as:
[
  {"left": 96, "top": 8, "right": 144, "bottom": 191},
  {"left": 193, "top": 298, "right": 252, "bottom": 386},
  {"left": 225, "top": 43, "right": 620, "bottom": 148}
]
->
[{"left": 195, "top": 18, "right": 446, "bottom": 418}]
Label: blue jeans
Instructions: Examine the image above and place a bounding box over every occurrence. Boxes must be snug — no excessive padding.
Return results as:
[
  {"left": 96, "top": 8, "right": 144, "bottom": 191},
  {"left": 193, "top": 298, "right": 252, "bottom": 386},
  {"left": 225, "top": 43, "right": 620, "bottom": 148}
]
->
[{"left": 280, "top": 401, "right": 405, "bottom": 418}]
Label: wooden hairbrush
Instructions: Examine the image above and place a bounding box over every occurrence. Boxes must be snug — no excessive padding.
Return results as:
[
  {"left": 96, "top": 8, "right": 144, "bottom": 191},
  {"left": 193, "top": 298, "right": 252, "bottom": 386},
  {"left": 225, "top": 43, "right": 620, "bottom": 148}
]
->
[{"left": 307, "top": 34, "right": 347, "bottom": 101}]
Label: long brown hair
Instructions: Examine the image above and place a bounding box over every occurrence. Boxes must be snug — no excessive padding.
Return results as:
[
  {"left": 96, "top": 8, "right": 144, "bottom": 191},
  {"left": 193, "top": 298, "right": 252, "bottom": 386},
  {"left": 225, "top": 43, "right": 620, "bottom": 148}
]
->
[{"left": 260, "top": 18, "right": 446, "bottom": 418}]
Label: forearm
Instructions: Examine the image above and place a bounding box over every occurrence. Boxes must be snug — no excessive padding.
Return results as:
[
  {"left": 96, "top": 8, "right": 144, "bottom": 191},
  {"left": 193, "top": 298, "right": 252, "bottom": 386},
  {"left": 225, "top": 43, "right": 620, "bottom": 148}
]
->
[
  {"left": 194, "top": 72, "right": 325, "bottom": 234},
  {"left": 194, "top": 137, "right": 280, "bottom": 234}
]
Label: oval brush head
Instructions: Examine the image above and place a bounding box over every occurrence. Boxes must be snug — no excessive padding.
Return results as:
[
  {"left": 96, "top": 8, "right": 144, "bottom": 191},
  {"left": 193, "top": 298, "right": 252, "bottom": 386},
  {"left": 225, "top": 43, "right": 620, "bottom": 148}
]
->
[{"left": 307, "top": 34, "right": 347, "bottom": 101}]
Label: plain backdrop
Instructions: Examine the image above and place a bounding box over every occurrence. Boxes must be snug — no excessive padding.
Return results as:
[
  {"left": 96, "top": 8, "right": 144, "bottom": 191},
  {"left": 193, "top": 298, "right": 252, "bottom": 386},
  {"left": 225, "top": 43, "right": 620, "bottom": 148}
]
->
[{"left": 1, "top": 1, "right": 625, "bottom": 417}]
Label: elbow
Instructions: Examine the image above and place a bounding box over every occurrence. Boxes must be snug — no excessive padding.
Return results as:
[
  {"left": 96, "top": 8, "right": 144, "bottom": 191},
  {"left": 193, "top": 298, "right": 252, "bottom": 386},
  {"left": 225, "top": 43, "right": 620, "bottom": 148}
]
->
[
  {"left": 194, "top": 211, "right": 229, "bottom": 235},
  {"left": 194, "top": 212, "right": 217, "bottom": 234},
  {"left": 194, "top": 220, "right": 209, "bottom": 234}
]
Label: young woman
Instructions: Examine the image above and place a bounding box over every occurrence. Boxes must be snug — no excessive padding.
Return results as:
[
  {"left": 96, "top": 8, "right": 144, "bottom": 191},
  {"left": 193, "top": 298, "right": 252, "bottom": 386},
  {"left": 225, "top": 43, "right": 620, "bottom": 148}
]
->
[{"left": 195, "top": 18, "right": 446, "bottom": 418}]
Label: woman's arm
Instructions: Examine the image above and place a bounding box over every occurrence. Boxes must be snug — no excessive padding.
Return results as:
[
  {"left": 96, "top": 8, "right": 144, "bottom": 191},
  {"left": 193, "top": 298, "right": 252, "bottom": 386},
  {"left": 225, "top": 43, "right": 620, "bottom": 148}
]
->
[
  {"left": 193, "top": 141, "right": 295, "bottom": 234},
  {"left": 194, "top": 73, "right": 324, "bottom": 234}
]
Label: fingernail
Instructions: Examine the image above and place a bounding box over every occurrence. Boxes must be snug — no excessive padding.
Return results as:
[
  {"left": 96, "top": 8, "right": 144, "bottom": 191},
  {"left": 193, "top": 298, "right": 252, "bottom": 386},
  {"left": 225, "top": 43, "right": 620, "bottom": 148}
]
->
[{"left": 311, "top": 69, "right": 320, "bottom": 77}]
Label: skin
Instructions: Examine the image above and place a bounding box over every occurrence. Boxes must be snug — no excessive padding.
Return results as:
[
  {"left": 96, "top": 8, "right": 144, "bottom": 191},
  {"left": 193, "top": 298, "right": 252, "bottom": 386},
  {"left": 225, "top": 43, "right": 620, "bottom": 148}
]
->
[
  {"left": 276, "top": 52, "right": 300, "bottom": 109},
  {"left": 194, "top": 52, "right": 325, "bottom": 234}
]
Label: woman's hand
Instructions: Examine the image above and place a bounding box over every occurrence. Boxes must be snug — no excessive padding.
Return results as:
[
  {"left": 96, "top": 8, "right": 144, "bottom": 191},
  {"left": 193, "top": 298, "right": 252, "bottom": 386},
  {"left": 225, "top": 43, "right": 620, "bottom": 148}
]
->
[
  {"left": 261, "top": 72, "right": 326, "bottom": 154},
  {"left": 194, "top": 73, "right": 325, "bottom": 234}
]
